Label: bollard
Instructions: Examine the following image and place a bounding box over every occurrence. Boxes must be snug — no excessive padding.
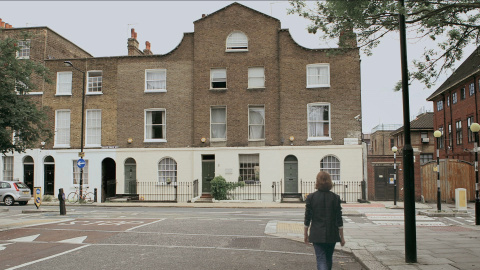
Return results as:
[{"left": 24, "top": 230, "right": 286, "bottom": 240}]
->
[
  {"left": 58, "top": 188, "right": 66, "bottom": 215},
  {"left": 94, "top": 188, "right": 97, "bottom": 202}
]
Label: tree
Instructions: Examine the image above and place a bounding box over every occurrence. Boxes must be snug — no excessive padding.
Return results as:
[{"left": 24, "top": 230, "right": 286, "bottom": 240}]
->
[
  {"left": 0, "top": 32, "right": 51, "bottom": 155},
  {"left": 288, "top": 0, "right": 480, "bottom": 90}
]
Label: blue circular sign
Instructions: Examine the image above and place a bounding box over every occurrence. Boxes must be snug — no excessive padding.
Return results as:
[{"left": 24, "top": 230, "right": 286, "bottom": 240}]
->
[
  {"left": 36, "top": 189, "right": 41, "bottom": 194},
  {"left": 77, "top": 158, "right": 86, "bottom": 169}
]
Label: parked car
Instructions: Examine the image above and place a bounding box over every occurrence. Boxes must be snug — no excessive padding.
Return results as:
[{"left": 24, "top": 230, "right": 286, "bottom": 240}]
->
[{"left": 0, "top": 181, "right": 31, "bottom": 206}]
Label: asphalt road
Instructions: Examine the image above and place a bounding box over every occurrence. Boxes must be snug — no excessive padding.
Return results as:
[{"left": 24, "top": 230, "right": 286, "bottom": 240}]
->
[{"left": 0, "top": 206, "right": 363, "bottom": 270}]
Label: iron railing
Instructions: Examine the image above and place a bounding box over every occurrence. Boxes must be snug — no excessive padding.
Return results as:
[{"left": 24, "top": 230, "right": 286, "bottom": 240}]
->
[
  {"left": 136, "top": 181, "right": 196, "bottom": 202},
  {"left": 300, "top": 180, "right": 364, "bottom": 203},
  {"left": 226, "top": 181, "right": 261, "bottom": 200}
]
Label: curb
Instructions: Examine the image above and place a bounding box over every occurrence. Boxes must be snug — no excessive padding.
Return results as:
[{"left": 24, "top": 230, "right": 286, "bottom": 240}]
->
[{"left": 418, "top": 210, "right": 470, "bottom": 217}]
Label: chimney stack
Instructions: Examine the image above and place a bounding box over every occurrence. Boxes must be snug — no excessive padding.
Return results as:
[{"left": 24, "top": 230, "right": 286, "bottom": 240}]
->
[
  {"left": 127, "top": 28, "right": 143, "bottom": 56},
  {"left": 339, "top": 28, "right": 357, "bottom": 48},
  {"left": 143, "top": 41, "right": 153, "bottom": 55}
]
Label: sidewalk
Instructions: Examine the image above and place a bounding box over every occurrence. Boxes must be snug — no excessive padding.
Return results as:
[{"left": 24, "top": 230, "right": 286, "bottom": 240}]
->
[{"left": 6, "top": 200, "right": 480, "bottom": 269}]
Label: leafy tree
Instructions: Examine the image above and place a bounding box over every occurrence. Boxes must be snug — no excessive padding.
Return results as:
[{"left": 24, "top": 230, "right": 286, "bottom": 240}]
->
[
  {"left": 0, "top": 32, "right": 51, "bottom": 155},
  {"left": 288, "top": 0, "right": 480, "bottom": 90}
]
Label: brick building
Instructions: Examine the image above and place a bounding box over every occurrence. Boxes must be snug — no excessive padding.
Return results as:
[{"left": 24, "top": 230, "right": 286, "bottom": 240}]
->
[
  {"left": 366, "top": 113, "right": 434, "bottom": 201},
  {"left": 1, "top": 3, "right": 363, "bottom": 203}
]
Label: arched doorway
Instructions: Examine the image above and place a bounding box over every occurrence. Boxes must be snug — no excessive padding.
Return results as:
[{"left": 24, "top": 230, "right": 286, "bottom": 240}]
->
[
  {"left": 102, "top": 158, "right": 116, "bottom": 202},
  {"left": 23, "top": 156, "right": 34, "bottom": 191},
  {"left": 124, "top": 158, "right": 136, "bottom": 194},
  {"left": 44, "top": 156, "right": 55, "bottom": 195},
  {"left": 284, "top": 155, "right": 298, "bottom": 193}
]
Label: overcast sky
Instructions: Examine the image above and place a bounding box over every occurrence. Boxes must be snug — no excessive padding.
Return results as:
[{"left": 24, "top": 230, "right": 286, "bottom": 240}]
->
[{"left": 2, "top": 1, "right": 475, "bottom": 133}]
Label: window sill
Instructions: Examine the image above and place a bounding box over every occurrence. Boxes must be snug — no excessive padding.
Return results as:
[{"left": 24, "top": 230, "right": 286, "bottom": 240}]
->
[
  {"left": 53, "top": 145, "right": 70, "bottom": 148},
  {"left": 156, "top": 182, "right": 176, "bottom": 186},
  {"left": 145, "top": 90, "right": 167, "bottom": 93},
  {"left": 85, "top": 145, "right": 101, "bottom": 148},
  {"left": 225, "top": 49, "right": 248, "bottom": 52},
  {"left": 307, "top": 85, "right": 330, "bottom": 89},
  {"left": 247, "top": 87, "right": 265, "bottom": 91},
  {"left": 86, "top": 92, "right": 103, "bottom": 96},
  {"left": 55, "top": 93, "right": 72, "bottom": 97},
  {"left": 144, "top": 139, "right": 167, "bottom": 143},
  {"left": 307, "top": 137, "right": 332, "bottom": 141},
  {"left": 26, "top": 92, "right": 43, "bottom": 96}
]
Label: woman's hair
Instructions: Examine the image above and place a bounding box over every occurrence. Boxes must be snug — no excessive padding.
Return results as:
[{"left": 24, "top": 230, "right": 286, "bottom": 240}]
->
[{"left": 315, "top": 171, "right": 333, "bottom": 191}]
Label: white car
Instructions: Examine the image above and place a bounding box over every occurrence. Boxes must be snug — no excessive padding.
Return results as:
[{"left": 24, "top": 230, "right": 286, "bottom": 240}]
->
[{"left": 0, "top": 181, "right": 32, "bottom": 206}]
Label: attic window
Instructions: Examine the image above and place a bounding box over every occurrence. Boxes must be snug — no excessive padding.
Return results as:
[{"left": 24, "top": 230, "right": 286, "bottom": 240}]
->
[{"left": 226, "top": 31, "right": 248, "bottom": 52}]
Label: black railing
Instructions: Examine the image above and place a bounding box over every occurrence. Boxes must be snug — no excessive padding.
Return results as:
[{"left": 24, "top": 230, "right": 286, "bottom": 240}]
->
[
  {"left": 300, "top": 180, "right": 363, "bottom": 203},
  {"left": 226, "top": 181, "right": 261, "bottom": 200},
  {"left": 136, "top": 181, "right": 195, "bottom": 202}
]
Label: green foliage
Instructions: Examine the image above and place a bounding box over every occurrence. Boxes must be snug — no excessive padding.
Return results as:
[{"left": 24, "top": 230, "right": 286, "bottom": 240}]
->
[
  {"left": 288, "top": 0, "right": 480, "bottom": 90},
  {"left": 0, "top": 30, "right": 52, "bottom": 154},
  {"left": 210, "top": 175, "right": 245, "bottom": 200},
  {"left": 42, "top": 195, "right": 53, "bottom": 202}
]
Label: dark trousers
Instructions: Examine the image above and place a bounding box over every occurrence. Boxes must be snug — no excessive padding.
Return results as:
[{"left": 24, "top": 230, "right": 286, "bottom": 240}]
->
[{"left": 313, "top": 243, "right": 336, "bottom": 270}]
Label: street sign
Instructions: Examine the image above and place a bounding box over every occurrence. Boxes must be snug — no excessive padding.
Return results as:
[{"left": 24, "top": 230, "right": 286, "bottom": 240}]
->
[
  {"left": 34, "top": 187, "right": 42, "bottom": 209},
  {"left": 77, "top": 159, "right": 86, "bottom": 169},
  {"left": 78, "top": 152, "right": 85, "bottom": 158}
]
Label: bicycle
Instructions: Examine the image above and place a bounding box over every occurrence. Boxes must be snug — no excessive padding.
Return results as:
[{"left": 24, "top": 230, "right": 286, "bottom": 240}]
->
[{"left": 67, "top": 186, "right": 94, "bottom": 204}]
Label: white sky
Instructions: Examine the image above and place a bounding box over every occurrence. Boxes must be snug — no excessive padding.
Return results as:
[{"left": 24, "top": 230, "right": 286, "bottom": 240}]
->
[{"left": 2, "top": 1, "right": 475, "bottom": 133}]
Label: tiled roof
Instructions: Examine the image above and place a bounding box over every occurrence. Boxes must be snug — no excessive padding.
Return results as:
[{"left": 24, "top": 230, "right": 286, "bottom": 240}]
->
[
  {"left": 427, "top": 46, "right": 480, "bottom": 101},
  {"left": 391, "top": 112, "right": 434, "bottom": 135}
]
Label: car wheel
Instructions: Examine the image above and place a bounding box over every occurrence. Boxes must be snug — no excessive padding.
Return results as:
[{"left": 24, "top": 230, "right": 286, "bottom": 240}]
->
[
  {"left": 18, "top": 201, "right": 28, "bottom": 205},
  {"left": 4, "top": 196, "right": 14, "bottom": 206}
]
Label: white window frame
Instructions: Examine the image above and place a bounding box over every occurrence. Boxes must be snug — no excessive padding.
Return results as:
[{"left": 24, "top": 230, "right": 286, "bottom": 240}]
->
[
  {"left": 54, "top": 110, "right": 71, "bottom": 148},
  {"left": 56, "top": 71, "right": 72, "bottom": 96},
  {"left": 87, "top": 70, "right": 103, "bottom": 95},
  {"left": 248, "top": 67, "right": 265, "bottom": 89},
  {"left": 16, "top": 40, "right": 30, "bottom": 59},
  {"left": 320, "top": 155, "right": 340, "bottom": 183},
  {"left": 2, "top": 156, "right": 14, "bottom": 181},
  {"left": 144, "top": 109, "right": 166, "bottom": 143},
  {"left": 307, "top": 103, "right": 332, "bottom": 141},
  {"left": 248, "top": 105, "right": 265, "bottom": 141},
  {"left": 85, "top": 109, "right": 102, "bottom": 147},
  {"left": 437, "top": 100, "right": 443, "bottom": 111},
  {"left": 73, "top": 159, "right": 88, "bottom": 185},
  {"left": 210, "top": 106, "right": 227, "bottom": 141},
  {"left": 239, "top": 154, "right": 260, "bottom": 182},
  {"left": 157, "top": 157, "right": 177, "bottom": 185},
  {"left": 226, "top": 31, "right": 248, "bottom": 52},
  {"left": 210, "top": 68, "right": 227, "bottom": 89},
  {"left": 145, "top": 69, "right": 167, "bottom": 92},
  {"left": 307, "top": 63, "right": 330, "bottom": 88}
]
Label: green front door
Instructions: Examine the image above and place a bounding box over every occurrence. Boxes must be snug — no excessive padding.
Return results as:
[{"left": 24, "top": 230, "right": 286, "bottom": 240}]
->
[
  {"left": 202, "top": 160, "right": 215, "bottom": 194},
  {"left": 284, "top": 155, "right": 298, "bottom": 193}
]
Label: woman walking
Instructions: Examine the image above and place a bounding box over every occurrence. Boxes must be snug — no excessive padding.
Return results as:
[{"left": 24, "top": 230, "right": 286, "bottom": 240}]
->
[{"left": 304, "top": 171, "right": 346, "bottom": 270}]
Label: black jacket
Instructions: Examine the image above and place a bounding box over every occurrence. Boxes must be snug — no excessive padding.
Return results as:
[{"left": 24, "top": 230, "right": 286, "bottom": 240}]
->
[{"left": 304, "top": 190, "right": 343, "bottom": 243}]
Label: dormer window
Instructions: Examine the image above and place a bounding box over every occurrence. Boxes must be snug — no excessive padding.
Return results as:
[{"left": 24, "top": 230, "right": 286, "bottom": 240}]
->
[{"left": 226, "top": 31, "right": 248, "bottom": 52}]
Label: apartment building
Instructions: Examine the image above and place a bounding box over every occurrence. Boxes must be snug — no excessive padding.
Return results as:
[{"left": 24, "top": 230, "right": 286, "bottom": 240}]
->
[{"left": 1, "top": 3, "right": 363, "bottom": 202}]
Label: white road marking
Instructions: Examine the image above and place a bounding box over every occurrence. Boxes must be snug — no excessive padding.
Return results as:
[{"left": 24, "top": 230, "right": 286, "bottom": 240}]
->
[
  {"left": 125, "top": 219, "right": 165, "bottom": 231},
  {"left": 10, "top": 234, "right": 40, "bottom": 242},
  {"left": 444, "top": 217, "right": 465, "bottom": 225},
  {"left": 58, "top": 236, "right": 88, "bottom": 244},
  {"left": 0, "top": 243, "right": 12, "bottom": 251},
  {"left": 5, "top": 245, "right": 89, "bottom": 270}
]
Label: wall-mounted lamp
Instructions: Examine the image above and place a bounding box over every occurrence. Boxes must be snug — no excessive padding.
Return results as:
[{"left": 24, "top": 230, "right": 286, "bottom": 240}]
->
[
  {"left": 127, "top": 138, "right": 133, "bottom": 144},
  {"left": 201, "top": 137, "right": 206, "bottom": 143},
  {"left": 40, "top": 141, "right": 46, "bottom": 149},
  {"left": 289, "top": 136, "right": 295, "bottom": 145}
]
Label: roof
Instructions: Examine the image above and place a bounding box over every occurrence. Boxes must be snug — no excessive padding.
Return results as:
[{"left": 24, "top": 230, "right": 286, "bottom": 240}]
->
[
  {"left": 427, "top": 46, "right": 480, "bottom": 101},
  {"left": 194, "top": 2, "right": 279, "bottom": 24},
  {"left": 391, "top": 112, "right": 434, "bottom": 135}
]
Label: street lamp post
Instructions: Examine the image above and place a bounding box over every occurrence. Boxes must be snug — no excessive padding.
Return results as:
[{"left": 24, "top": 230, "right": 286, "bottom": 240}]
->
[
  {"left": 470, "top": 122, "right": 480, "bottom": 225},
  {"left": 434, "top": 130, "right": 442, "bottom": 211},
  {"left": 64, "top": 61, "right": 86, "bottom": 199},
  {"left": 392, "top": 146, "right": 398, "bottom": 206}
]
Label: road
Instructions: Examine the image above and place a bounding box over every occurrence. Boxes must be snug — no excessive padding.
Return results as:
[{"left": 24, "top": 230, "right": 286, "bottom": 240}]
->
[{"left": 0, "top": 206, "right": 362, "bottom": 270}]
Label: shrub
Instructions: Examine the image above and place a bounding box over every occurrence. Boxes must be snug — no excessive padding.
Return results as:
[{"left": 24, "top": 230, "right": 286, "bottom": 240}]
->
[
  {"left": 210, "top": 175, "right": 245, "bottom": 200},
  {"left": 43, "top": 195, "right": 53, "bottom": 202}
]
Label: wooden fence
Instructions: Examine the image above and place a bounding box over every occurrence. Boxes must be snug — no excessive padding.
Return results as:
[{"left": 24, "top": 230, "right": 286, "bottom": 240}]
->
[{"left": 421, "top": 159, "right": 475, "bottom": 202}]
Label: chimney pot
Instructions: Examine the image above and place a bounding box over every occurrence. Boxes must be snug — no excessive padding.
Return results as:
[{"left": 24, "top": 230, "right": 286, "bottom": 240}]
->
[
  {"left": 0, "top": 22, "right": 5, "bottom": 28},
  {"left": 131, "top": 28, "right": 135, "bottom": 39},
  {"left": 202, "top": 14, "right": 206, "bottom": 18},
  {"left": 5, "top": 23, "right": 11, "bottom": 29},
  {"left": 146, "top": 41, "right": 151, "bottom": 50}
]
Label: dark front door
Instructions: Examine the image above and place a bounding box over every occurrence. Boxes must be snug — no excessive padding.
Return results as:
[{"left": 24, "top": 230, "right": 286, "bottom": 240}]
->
[
  {"left": 374, "top": 166, "right": 396, "bottom": 200},
  {"left": 124, "top": 163, "right": 136, "bottom": 194},
  {"left": 284, "top": 155, "right": 298, "bottom": 193},
  {"left": 102, "top": 158, "right": 116, "bottom": 201},
  {"left": 24, "top": 164, "right": 34, "bottom": 191},
  {"left": 202, "top": 155, "right": 215, "bottom": 194},
  {"left": 44, "top": 164, "right": 55, "bottom": 195}
]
